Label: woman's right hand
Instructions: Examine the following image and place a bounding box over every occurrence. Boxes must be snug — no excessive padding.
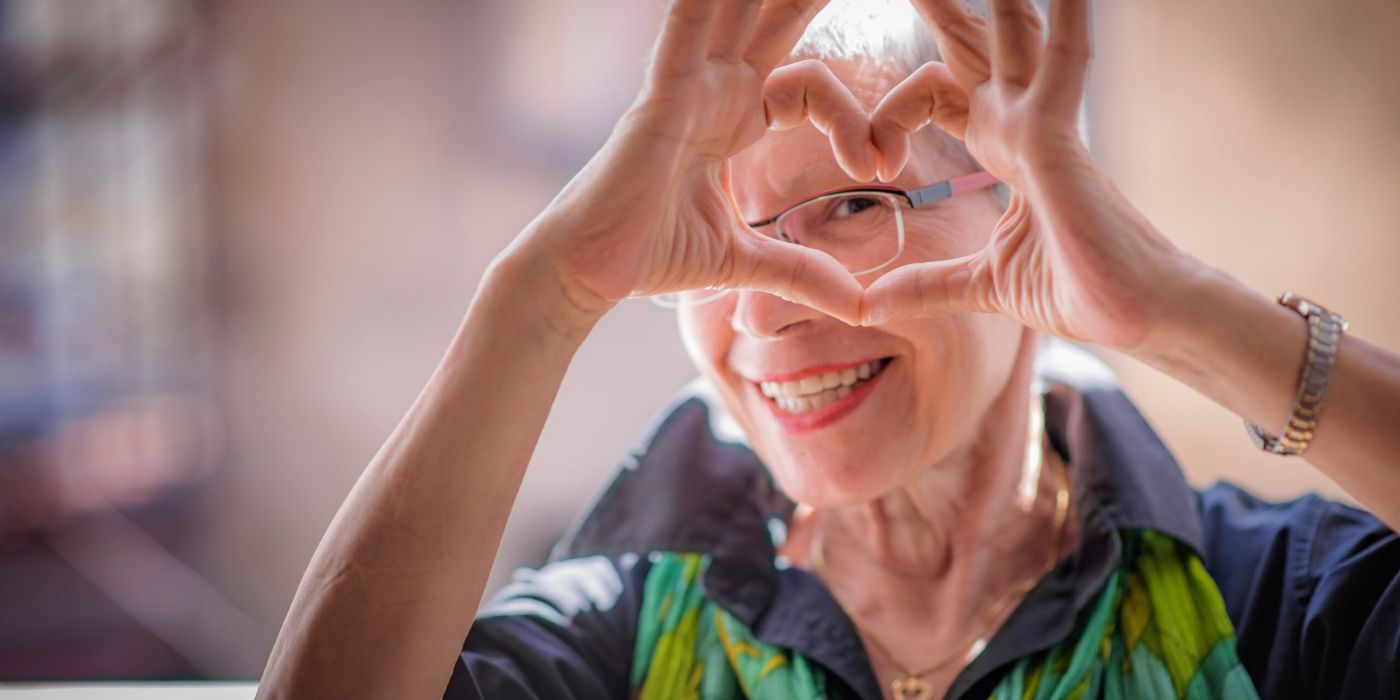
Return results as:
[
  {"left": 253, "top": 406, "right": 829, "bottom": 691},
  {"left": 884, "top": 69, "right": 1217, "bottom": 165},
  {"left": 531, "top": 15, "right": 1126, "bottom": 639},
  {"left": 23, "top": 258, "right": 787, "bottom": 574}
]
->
[{"left": 511, "top": 0, "right": 872, "bottom": 328}]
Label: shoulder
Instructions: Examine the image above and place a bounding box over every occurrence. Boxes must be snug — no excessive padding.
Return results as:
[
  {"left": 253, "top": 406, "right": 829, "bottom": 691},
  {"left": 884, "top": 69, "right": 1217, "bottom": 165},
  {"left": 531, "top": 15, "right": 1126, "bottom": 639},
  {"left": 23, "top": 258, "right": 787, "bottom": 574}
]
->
[
  {"left": 1196, "top": 481, "right": 1397, "bottom": 594},
  {"left": 476, "top": 553, "right": 653, "bottom": 625},
  {"left": 448, "top": 554, "right": 653, "bottom": 699},
  {"left": 1194, "top": 481, "right": 1400, "bottom": 699}
]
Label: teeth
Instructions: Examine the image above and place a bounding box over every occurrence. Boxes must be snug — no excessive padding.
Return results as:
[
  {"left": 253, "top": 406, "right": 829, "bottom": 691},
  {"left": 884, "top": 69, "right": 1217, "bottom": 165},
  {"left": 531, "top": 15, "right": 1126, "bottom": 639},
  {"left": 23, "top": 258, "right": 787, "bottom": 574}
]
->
[{"left": 758, "top": 359, "right": 887, "bottom": 414}]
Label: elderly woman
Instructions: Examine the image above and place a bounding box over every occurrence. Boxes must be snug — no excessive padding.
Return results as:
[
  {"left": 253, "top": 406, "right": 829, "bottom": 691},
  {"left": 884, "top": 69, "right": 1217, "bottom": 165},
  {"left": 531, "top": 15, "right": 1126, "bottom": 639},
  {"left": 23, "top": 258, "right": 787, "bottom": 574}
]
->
[{"left": 258, "top": 0, "right": 1400, "bottom": 698}]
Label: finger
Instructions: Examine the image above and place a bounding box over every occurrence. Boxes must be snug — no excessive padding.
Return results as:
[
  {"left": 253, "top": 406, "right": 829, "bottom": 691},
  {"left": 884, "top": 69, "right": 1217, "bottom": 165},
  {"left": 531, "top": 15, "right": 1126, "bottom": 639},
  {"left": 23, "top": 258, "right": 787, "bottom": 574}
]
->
[
  {"left": 988, "top": 0, "right": 1045, "bottom": 85},
  {"left": 764, "top": 59, "right": 877, "bottom": 181},
  {"left": 1034, "top": 0, "right": 1092, "bottom": 113},
  {"left": 707, "top": 0, "right": 764, "bottom": 63},
  {"left": 743, "top": 0, "right": 833, "bottom": 76},
  {"left": 731, "top": 229, "right": 865, "bottom": 324},
  {"left": 859, "top": 252, "right": 994, "bottom": 325},
  {"left": 870, "top": 62, "right": 970, "bottom": 181},
  {"left": 908, "top": 0, "right": 993, "bottom": 87},
  {"left": 652, "top": 0, "right": 722, "bottom": 78}
]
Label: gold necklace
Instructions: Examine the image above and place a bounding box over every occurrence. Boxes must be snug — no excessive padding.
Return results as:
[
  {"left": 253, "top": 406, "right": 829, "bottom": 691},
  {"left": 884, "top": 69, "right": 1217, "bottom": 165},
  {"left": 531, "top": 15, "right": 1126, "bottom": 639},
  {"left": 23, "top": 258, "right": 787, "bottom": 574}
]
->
[{"left": 808, "top": 427, "right": 1070, "bottom": 700}]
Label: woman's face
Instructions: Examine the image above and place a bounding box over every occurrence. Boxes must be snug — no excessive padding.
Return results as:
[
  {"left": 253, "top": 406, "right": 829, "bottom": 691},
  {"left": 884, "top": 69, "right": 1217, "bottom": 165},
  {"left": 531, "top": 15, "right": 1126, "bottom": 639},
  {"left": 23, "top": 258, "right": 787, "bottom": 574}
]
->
[{"left": 678, "top": 59, "right": 1025, "bottom": 507}]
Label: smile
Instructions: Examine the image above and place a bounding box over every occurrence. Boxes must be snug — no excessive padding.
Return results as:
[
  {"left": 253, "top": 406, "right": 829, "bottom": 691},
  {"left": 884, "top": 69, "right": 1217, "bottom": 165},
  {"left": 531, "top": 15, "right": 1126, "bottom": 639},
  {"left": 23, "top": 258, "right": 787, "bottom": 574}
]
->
[
  {"left": 758, "top": 358, "right": 891, "bottom": 413},
  {"left": 749, "top": 357, "right": 893, "bottom": 434}
]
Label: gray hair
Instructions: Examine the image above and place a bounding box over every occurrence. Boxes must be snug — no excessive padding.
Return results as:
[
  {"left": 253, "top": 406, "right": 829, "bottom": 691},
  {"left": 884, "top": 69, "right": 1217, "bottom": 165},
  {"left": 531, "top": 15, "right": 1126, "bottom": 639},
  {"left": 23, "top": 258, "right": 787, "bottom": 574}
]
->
[
  {"left": 789, "top": 0, "right": 1090, "bottom": 211},
  {"left": 791, "top": 0, "right": 952, "bottom": 74}
]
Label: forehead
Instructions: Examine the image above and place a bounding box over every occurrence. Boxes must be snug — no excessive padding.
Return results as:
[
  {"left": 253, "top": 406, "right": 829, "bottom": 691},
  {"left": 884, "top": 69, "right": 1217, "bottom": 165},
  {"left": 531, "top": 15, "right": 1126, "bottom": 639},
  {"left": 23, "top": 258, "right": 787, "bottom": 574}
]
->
[{"left": 729, "top": 58, "right": 968, "bottom": 215}]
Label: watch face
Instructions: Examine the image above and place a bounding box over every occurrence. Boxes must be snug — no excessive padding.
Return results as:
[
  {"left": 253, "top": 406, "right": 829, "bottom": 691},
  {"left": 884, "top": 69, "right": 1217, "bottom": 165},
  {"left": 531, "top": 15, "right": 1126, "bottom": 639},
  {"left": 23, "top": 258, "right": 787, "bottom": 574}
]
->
[{"left": 1279, "top": 292, "right": 1346, "bottom": 328}]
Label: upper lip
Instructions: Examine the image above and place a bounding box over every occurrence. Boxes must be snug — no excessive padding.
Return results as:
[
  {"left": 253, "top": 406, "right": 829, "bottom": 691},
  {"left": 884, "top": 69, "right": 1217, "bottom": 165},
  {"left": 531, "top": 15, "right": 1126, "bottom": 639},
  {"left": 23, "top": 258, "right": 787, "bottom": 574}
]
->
[{"left": 746, "top": 357, "right": 888, "bottom": 384}]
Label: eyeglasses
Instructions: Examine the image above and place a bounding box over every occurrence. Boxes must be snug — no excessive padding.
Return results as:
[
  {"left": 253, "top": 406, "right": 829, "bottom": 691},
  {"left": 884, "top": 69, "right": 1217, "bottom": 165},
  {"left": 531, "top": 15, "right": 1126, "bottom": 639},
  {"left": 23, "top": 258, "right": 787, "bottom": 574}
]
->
[{"left": 652, "top": 170, "right": 1000, "bottom": 308}]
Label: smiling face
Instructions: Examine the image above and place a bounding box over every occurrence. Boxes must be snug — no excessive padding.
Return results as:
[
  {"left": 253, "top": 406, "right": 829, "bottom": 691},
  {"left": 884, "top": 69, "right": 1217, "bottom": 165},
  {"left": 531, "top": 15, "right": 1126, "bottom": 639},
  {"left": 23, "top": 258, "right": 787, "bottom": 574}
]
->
[{"left": 678, "top": 58, "right": 1028, "bottom": 507}]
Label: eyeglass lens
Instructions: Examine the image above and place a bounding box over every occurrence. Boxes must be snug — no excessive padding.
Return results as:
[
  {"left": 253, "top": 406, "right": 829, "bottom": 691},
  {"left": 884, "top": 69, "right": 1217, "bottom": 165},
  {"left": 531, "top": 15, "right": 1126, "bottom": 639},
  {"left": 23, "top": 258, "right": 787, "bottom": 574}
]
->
[
  {"left": 774, "top": 191, "right": 904, "bottom": 276},
  {"left": 661, "top": 191, "right": 906, "bottom": 307}
]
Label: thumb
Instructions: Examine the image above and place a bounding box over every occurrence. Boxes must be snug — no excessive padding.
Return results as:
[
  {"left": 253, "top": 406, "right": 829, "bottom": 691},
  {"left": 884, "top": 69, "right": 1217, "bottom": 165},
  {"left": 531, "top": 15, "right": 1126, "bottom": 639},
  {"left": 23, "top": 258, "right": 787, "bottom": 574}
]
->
[
  {"left": 860, "top": 252, "right": 995, "bottom": 325},
  {"left": 729, "top": 231, "right": 865, "bottom": 325}
]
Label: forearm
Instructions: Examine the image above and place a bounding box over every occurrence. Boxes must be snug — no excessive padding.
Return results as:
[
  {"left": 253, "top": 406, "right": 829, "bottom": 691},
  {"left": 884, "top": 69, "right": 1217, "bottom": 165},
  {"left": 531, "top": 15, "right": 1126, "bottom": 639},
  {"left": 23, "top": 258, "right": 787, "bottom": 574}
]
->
[
  {"left": 1132, "top": 264, "right": 1400, "bottom": 531},
  {"left": 259, "top": 244, "right": 604, "bottom": 698}
]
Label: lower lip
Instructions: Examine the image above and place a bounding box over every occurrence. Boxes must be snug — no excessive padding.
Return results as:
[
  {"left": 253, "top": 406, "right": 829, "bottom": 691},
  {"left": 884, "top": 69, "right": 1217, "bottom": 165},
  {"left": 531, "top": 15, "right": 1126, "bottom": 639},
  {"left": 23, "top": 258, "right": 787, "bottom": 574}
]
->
[{"left": 755, "top": 359, "right": 891, "bottom": 434}]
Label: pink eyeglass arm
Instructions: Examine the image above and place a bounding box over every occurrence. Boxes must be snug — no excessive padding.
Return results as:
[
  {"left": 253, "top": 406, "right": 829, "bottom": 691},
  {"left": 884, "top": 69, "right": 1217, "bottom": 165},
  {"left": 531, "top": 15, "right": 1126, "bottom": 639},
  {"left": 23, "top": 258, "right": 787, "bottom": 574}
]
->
[
  {"left": 950, "top": 170, "right": 1000, "bottom": 195},
  {"left": 907, "top": 170, "right": 1001, "bottom": 208}
]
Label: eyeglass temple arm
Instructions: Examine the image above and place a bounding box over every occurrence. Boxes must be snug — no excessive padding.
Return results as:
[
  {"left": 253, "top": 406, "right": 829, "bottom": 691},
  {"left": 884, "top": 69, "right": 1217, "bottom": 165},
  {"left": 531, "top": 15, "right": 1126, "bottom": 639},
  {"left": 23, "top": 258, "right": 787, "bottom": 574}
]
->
[{"left": 907, "top": 171, "right": 1000, "bottom": 208}]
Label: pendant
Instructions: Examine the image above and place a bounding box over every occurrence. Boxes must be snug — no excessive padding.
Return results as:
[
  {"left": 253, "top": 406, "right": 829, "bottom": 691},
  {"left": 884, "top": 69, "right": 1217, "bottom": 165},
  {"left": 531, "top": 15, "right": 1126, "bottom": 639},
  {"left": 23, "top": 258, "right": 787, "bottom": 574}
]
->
[{"left": 891, "top": 676, "right": 932, "bottom": 700}]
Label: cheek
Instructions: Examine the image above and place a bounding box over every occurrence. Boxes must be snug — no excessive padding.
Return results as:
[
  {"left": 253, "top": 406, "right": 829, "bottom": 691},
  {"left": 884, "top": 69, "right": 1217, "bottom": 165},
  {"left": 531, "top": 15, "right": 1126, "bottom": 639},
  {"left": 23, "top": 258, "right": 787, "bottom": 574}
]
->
[
  {"left": 898, "top": 201, "right": 1002, "bottom": 263},
  {"left": 677, "top": 302, "right": 735, "bottom": 380},
  {"left": 899, "top": 219, "right": 988, "bottom": 263},
  {"left": 886, "top": 313, "right": 1021, "bottom": 458}
]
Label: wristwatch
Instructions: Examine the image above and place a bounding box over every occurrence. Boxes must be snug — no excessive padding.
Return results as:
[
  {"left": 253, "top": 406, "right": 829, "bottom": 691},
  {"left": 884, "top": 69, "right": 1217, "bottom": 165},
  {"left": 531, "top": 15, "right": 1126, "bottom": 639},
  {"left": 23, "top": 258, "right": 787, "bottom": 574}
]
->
[{"left": 1244, "top": 292, "right": 1348, "bottom": 456}]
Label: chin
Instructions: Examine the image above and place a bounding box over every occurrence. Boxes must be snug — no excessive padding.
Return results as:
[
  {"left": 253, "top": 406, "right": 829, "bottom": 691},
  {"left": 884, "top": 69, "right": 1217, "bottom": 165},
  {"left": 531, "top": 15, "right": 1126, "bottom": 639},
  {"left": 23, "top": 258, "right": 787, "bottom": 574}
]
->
[{"left": 762, "top": 447, "right": 910, "bottom": 507}]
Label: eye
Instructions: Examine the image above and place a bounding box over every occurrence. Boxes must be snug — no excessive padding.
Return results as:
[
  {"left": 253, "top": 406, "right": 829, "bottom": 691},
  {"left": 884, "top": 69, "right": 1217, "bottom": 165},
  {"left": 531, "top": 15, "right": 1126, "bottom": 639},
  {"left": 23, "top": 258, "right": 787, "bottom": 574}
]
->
[{"left": 832, "top": 196, "right": 882, "bottom": 219}]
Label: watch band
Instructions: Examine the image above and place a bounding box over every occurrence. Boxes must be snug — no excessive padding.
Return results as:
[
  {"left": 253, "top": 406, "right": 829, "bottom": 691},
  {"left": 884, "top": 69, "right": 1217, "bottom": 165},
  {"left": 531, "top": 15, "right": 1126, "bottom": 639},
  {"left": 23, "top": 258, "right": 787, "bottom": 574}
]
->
[{"left": 1244, "top": 292, "right": 1348, "bottom": 456}]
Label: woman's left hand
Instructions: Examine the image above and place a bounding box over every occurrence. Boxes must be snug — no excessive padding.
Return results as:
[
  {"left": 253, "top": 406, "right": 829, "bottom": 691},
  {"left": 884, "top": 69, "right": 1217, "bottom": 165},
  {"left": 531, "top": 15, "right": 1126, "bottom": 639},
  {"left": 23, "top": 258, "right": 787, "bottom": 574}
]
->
[{"left": 860, "top": 0, "right": 1202, "bottom": 352}]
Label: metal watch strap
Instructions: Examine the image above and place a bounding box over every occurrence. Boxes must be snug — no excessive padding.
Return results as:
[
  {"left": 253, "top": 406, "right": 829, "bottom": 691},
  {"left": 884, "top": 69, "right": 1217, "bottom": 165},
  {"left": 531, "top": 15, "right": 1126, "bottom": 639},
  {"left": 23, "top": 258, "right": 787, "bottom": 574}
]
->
[{"left": 1245, "top": 292, "right": 1348, "bottom": 456}]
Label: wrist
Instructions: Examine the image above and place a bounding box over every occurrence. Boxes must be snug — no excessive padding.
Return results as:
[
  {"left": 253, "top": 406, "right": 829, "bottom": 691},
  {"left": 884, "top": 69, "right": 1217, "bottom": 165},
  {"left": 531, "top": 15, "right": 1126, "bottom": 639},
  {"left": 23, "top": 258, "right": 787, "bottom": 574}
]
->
[
  {"left": 1127, "top": 262, "right": 1238, "bottom": 372},
  {"left": 1127, "top": 262, "right": 1310, "bottom": 417},
  {"left": 477, "top": 237, "right": 613, "bottom": 348}
]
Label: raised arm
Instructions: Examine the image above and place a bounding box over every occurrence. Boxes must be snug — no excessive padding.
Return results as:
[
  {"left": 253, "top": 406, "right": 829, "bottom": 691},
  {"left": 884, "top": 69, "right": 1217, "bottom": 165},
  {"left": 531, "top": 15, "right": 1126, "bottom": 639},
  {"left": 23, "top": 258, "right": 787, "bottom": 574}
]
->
[
  {"left": 857, "top": 0, "right": 1400, "bottom": 531},
  {"left": 255, "top": 0, "right": 878, "bottom": 696},
  {"left": 1131, "top": 266, "right": 1400, "bottom": 530}
]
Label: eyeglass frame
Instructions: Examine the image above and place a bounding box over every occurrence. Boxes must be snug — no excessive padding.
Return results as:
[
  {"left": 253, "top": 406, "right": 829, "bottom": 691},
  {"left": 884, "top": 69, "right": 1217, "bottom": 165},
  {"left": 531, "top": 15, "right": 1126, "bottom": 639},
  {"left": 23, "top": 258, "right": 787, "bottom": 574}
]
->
[{"left": 650, "top": 169, "right": 1001, "bottom": 308}]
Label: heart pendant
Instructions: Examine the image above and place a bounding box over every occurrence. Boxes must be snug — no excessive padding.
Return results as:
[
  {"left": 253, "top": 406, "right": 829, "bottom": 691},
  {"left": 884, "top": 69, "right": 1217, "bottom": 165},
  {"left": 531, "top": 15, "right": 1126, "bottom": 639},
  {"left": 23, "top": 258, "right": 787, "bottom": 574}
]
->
[{"left": 891, "top": 677, "right": 932, "bottom": 700}]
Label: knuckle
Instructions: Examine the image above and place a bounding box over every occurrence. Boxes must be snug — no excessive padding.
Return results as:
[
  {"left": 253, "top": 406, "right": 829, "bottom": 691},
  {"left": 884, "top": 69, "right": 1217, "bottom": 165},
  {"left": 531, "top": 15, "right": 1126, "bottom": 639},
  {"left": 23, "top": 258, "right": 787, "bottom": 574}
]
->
[
  {"left": 668, "top": 0, "right": 712, "bottom": 25},
  {"left": 914, "top": 61, "right": 949, "bottom": 80},
  {"left": 993, "top": 3, "right": 1043, "bottom": 30},
  {"left": 914, "top": 64, "right": 956, "bottom": 95},
  {"left": 764, "top": 0, "right": 807, "bottom": 27},
  {"left": 1048, "top": 41, "right": 1092, "bottom": 61},
  {"left": 791, "top": 58, "right": 826, "bottom": 76}
]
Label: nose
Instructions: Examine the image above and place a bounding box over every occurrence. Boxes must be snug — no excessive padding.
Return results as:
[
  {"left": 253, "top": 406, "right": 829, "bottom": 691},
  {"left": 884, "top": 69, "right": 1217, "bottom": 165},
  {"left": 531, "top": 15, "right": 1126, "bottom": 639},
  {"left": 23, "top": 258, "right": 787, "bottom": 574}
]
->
[{"left": 730, "top": 289, "right": 828, "bottom": 338}]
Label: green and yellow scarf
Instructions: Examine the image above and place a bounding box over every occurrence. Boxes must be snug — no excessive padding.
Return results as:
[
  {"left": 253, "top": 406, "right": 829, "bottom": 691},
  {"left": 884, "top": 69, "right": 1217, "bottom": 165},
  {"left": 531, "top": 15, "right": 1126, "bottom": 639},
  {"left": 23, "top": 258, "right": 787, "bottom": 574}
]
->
[{"left": 630, "top": 530, "right": 1259, "bottom": 699}]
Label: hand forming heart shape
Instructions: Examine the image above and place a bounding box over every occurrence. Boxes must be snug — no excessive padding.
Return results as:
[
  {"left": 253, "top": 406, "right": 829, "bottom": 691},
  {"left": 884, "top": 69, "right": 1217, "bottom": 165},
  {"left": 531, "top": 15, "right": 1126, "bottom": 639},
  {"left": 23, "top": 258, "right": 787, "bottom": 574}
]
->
[
  {"left": 528, "top": 0, "right": 1195, "bottom": 353},
  {"left": 763, "top": 0, "right": 1194, "bottom": 352},
  {"left": 856, "top": 0, "right": 1194, "bottom": 353}
]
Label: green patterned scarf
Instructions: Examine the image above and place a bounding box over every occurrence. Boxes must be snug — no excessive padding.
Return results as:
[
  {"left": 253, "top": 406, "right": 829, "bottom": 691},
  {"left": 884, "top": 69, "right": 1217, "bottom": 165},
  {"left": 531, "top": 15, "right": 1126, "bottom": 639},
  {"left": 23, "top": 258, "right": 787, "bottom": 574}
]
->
[{"left": 629, "top": 530, "right": 1259, "bottom": 699}]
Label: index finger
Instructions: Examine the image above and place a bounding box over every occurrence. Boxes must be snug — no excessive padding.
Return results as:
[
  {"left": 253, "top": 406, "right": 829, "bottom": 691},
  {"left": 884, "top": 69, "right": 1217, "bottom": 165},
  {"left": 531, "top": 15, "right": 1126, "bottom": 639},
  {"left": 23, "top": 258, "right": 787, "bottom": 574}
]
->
[
  {"left": 764, "top": 60, "right": 878, "bottom": 181},
  {"left": 651, "top": 0, "right": 723, "bottom": 79},
  {"left": 908, "top": 0, "right": 994, "bottom": 88},
  {"left": 742, "top": 0, "right": 833, "bottom": 76}
]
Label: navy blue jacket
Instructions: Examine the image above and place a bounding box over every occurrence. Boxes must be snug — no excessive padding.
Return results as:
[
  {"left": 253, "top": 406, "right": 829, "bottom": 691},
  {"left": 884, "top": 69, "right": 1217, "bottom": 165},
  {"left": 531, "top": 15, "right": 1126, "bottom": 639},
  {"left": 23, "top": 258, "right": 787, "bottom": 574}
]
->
[{"left": 446, "top": 342, "right": 1400, "bottom": 699}]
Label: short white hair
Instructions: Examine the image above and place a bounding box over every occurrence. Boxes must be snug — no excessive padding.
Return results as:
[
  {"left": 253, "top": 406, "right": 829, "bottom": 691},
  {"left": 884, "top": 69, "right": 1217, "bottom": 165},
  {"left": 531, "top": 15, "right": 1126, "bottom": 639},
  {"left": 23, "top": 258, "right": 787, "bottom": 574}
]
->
[{"left": 790, "top": 0, "right": 948, "bottom": 73}]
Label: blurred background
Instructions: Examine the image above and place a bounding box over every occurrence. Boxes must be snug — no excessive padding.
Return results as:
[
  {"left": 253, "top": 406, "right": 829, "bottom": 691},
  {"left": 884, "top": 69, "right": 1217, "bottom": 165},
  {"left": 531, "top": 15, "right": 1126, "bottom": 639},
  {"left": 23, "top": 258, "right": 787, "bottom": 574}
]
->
[{"left": 1, "top": 0, "right": 1397, "bottom": 683}]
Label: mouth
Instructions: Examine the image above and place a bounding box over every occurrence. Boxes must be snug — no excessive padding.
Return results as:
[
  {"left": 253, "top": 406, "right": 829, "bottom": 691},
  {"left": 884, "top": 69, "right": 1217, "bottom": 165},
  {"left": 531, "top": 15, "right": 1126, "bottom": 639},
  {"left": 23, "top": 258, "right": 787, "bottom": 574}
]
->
[{"left": 752, "top": 357, "right": 894, "bottom": 433}]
